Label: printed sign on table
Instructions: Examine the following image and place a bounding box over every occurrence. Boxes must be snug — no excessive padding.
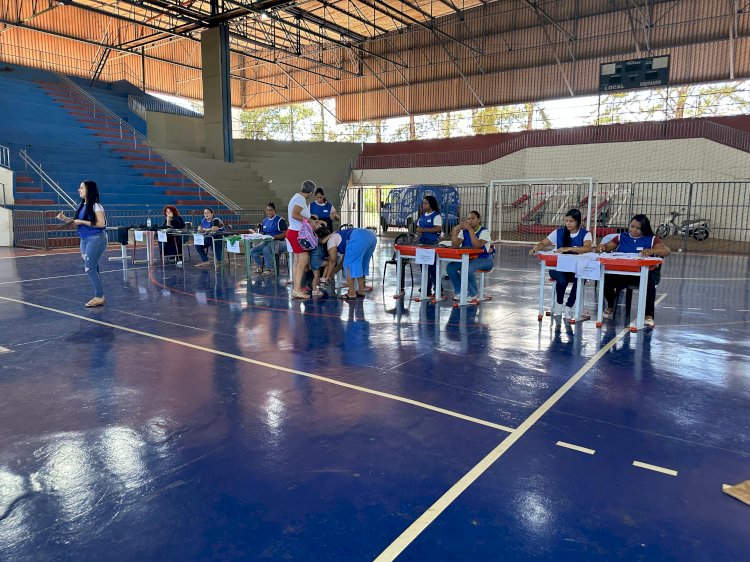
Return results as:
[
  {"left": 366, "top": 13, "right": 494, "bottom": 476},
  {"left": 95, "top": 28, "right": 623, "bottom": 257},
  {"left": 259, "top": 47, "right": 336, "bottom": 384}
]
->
[
  {"left": 577, "top": 255, "right": 602, "bottom": 281},
  {"left": 226, "top": 239, "right": 241, "bottom": 254},
  {"left": 134, "top": 230, "right": 144, "bottom": 242},
  {"left": 556, "top": 254, "right": 578, "bottom": 273},
  {"left": 415, "top": 248, "right": 436, "bottom": 265},
  {"left": 193, "top": 233, "right": 204, "bottom": 246},
  {"left": 157, "top": 231, "right": 167, "bottom": 243}
]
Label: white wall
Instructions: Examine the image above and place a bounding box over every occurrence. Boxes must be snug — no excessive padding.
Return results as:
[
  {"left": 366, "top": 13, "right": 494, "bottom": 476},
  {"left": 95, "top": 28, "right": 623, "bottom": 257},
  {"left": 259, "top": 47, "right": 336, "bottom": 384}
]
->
[
  {"left": 0, "top": 207, "right": 12, "bottom": 247},
  {"left": 0, "top": 167, "right": 13, "bottom": 206},
  {"left": 354, "top": 138, "right": 750, "bottom": 186}
]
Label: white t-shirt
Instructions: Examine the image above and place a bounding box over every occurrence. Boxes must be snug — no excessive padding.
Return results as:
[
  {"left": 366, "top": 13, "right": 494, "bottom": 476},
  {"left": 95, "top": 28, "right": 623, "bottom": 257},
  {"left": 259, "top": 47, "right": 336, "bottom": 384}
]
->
[
  {"left": 458, "top": 228, "right": 492, "bottom": 252},
  {"left": 287, "top": 193, "right": 308, "bottom": 230},
  {"left": 326, "top": 232, "right": 342, "bottom": 251},
  {"left": 544, "top": 228, "right": 592, "bottom": 248},
  {"left": 425, "top": 212, "right": 442, "bottom": 227}
]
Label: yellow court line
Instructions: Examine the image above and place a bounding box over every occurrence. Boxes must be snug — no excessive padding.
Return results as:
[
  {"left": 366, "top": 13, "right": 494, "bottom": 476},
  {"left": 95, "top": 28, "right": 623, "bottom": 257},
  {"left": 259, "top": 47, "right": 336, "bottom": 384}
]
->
[
  {"left": 556, "top": 441, "right": 596, "bottom": 455},
  {"left": 0, "top": 295, "right": 514, "bottom": 433},
  {"left": 375, "top": 327, "right": 629, "bottom": 562},
  {"left": 0, "top": 346, "right": 12, "bottom": 354},
  {"left": 632, "top": 460, "right": 678, "bottom": 477}
]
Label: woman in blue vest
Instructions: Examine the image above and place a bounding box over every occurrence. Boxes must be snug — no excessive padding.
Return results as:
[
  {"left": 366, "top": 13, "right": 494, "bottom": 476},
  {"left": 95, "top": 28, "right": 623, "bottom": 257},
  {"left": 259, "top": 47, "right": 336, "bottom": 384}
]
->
[
  {"left": 55, "top": 180, "right": 107, "bottom": 307},
  {"left": 415, "top": 195, "right": 443, "bottom": 297},
  {"left": 310, "top": 188, "right": 338, "bottom": 232},
  {"left": 447, "top": 211, "right": 495, "bottom": 303},
  {"left": 195, "top": 208, "right": 225, "bottom": 268},
  {"left": 316, "top": 224, "right": 377, "bottom": 300},
  {"left": 249, "top": 202, "right": 288, "bottom": 275},
  {"left": 598, "top": 214, "right": 670, "bottom": 328},
  {"left": 529, "top": 208, "right": 593, "bottom": 318}
]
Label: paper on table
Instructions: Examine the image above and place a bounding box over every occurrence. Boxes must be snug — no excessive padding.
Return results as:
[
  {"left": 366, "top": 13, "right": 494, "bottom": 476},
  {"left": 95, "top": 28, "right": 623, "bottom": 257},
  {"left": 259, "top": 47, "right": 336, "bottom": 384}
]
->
[
  {"left": 415, "top": 248, "right": 436, "bottom": 265},
  {"left": 157, "top": 231, "right": 167, "bottom": 243},
  {"left": 577, "top": 254, "right": 602, "bottom": 280},
  {"left": 193, "top": 233, "right": 204, "bottom": 246},
  {"left": 226, "top": 239, "right": 241, "bottom": 253},
  {"left": 556, "top": 254, "right": 577, "bottom": 273},
  {"left": 134, "top": 230, "right": 144, "bottom": 242}
]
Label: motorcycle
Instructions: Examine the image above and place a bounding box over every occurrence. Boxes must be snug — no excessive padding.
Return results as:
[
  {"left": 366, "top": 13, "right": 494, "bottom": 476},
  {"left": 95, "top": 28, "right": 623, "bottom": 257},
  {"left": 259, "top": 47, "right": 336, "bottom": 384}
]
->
[{"left": 655, "top": 210, "right": 710, "bottom": 241}]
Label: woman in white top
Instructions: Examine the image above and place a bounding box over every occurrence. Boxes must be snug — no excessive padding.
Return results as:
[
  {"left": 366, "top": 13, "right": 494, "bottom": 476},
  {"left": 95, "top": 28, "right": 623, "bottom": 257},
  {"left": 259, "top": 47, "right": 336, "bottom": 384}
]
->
[
  {"left": 529, "top": 208, "right": 592, "bottom": 318},
  {"left": 56, "top": 180, "right": 107, "bottom": 307},
  {"left": 287, "top": 180, "right": 316, "bottom": 299}
]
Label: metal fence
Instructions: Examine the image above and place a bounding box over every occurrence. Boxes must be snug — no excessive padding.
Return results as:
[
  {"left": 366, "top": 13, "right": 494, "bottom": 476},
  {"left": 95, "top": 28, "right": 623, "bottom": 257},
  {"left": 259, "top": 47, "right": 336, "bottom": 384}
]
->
[
  {"left": 11, "top": 207, "right": 268, "bottom": 250},
  {"left": 345, "top": 181, "right": 750, "bottom": 254}
]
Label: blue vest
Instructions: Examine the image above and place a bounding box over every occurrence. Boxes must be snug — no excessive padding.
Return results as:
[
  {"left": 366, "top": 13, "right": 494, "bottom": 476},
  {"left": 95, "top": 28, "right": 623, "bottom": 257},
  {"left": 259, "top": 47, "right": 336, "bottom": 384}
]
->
[
  {"left": 200, "top": 217, "right": 224, "bottom": 233},
  {"left": 76, "top": 205, "right": 105, "bottom": 238},
  {"left": 418, "top": 211, "right": 440, "bottom": 244},
  {"left": 460, "top": 226, "right": 492, "bottom": 258},
  {"left": 262, "top": 215, "right": 284, "bottom": 237},
  {"left": 555, "top": 227, "right": 589, "bottom": 249},
  {"left": 336, "top": 228, "right": 355, "bottom": 254},
  {"left": 310, "top": 201, "right": 333, "bottom": 230},
  {"left": 617, "top": 232, "right": 654, "bottom": 253}
]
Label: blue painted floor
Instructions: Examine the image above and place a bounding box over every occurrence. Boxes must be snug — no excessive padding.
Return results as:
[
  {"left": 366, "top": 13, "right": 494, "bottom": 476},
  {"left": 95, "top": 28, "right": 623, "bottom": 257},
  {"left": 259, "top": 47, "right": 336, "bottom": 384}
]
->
[{"left": 0, "top": 243, "right": 748, "bottom": 560}]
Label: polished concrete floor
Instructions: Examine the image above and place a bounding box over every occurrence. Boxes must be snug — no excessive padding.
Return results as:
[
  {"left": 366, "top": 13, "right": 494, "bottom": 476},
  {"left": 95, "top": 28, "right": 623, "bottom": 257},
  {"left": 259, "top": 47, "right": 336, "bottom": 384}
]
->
[{"left": 0, "top": 242, "right": 748, "bottom": 561}]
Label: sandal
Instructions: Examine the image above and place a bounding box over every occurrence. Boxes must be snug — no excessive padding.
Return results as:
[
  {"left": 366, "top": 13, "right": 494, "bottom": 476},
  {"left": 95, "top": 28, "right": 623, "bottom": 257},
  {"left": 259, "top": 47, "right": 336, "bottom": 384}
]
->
[
  {"left": 356, "top": 292, "right": 366, "bottom": 298},
  {"left": 340, "top": 292, "right": 357, "bottom": 300},
  {"left": 602, "top": 308, "right": 614, "bottom": 319},
  {"left": 291, "top": 290, "right": 310, "bottom": 299},
  {"left": 311, "top": 290, "right": 323, "bottom": 297},
  {"left": 254, "top": 267, "right": 263, "bottom": 274}
]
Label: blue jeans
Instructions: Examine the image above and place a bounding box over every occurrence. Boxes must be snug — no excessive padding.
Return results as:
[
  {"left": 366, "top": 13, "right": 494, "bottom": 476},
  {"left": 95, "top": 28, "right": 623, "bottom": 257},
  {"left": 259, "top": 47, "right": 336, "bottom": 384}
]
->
[
  {"left": 446, "top": 256, "right": 494, "bottom": 297},
  {"left": 80, "top": 232, "right": 107, "bottom": 297},
  {"left": 549, "top": 270, "right": 577, "bottom": 307},
  {"left": 249, "top": 240, "right": 275, "bottom": 269},
  {"left": 196, "top": 236, "right": 223, "bottom": 262}
]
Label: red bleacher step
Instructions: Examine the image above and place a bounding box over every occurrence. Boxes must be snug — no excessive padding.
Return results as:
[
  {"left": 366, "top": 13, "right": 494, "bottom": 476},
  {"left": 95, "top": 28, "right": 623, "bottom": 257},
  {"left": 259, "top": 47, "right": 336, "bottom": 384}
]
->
[
  {"left": 14, "top": 198, "right": 56, "bottom": 205},
  {"left": 16, "top": 187, "right": 44, "bottom": 193}
]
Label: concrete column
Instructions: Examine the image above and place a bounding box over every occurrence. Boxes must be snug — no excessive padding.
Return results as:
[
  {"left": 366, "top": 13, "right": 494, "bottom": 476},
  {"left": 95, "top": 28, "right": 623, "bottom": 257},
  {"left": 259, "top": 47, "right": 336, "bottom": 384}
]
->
[{"left": 201, "top": 24, "right": 234, "bottom": 162}]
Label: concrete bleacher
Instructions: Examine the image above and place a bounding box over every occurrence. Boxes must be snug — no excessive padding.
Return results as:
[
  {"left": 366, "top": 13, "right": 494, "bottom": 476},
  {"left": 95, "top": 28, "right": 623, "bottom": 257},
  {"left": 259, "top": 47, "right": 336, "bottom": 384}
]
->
[{"left": 0, "top": 64, "right": 223, "bottom": 211}]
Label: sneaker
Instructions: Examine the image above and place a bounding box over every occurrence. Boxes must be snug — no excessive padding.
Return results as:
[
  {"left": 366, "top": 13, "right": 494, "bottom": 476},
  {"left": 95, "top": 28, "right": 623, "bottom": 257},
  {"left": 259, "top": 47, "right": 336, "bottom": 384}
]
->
[
  {"left": 85, "top": 297, "right": 105, "bottom": 308},
  {"left": 175, "top": 260, "right": 183, "bottom": 267},
  {"left": 602, "top": 308, "right": 614, "bottom": 319},
  {"left": 563, "top": 305, "right": 574, "bottom": 319},
  {"left": 452, "top": 294, "right": 460, "bottom": 301},
  {"left": 551, "top": 302, "right": 563, "bottom": 316},
  {"left": 644, "top": 316, "right": 655, "bottom": 328}
]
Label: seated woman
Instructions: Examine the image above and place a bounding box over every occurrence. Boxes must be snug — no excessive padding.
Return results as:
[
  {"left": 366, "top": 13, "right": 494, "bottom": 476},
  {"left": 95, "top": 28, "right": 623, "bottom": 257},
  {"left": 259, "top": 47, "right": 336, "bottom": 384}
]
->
[
  {"left": 415, "top": 195, "right": 442, "bottom": 296},
  {"left": 249, "top": 202, "right": 288, "bottom": 275},
  {"left": 161, "top": 205, "right": 186, "bottom": 262},
  {"left": 446, "top": 211, "right": 495, "bottom": 303},
  {"left": 195, "top": 207, "right": 225, "bottom": 268},
  {"left": 529, "top": 208, "right": 592, "bottom": 318},
  {"left": 598, "top": 214, "right": 670, "bottom": 327},
  {"left": 316, "top": 224, "right": 377, "bottom": 300}
]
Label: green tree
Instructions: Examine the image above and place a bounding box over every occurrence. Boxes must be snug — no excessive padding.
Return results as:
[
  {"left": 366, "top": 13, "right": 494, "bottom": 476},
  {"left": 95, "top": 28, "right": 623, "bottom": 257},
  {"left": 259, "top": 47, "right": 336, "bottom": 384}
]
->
[
  {"left": 471, "top": 103, "right": 550, "bottom": 134},
  {"left": 239, "top": 103, "right": 315, "bottom": 140}
]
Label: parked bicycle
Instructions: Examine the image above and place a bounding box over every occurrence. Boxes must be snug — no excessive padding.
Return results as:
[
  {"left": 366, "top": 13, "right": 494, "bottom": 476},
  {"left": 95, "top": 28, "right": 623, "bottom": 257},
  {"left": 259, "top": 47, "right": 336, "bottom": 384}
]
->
[{"left": 655, "top": 209, "right": 710, "bottom": 241}]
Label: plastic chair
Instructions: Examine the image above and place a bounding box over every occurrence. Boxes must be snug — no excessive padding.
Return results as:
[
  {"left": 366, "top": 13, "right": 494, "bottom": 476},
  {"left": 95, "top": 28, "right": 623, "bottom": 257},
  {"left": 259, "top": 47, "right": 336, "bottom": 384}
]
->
[{"left": 383, "top": 232, "right": 418, "bottom": 295}]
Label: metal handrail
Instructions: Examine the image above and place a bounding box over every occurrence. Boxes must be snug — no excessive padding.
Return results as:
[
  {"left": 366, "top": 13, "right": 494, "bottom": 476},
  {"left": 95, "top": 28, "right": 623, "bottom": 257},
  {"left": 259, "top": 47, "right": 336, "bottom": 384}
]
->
[
  {"left": 18, "top": 149, "right": 77, "bottom": 208},
  {"left": 0, "top": 145, "right": 9, "bottom": 169},
  {"left": 52, "top": 72, "right": 241, "bottom": 211}
]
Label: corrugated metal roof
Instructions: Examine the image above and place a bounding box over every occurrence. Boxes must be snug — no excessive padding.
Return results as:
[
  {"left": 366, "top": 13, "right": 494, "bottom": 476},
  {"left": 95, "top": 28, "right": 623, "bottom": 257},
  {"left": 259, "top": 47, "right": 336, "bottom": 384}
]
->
[{"left": 0, "top": 0, "right": 747, "bottom": 120}]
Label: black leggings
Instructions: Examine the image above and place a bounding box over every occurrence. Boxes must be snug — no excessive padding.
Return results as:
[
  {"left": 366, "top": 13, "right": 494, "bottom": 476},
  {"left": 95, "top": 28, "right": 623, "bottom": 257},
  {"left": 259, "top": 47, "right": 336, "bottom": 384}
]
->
[{"left": 604, "top": 269, "right": 659, "bottom": 317}]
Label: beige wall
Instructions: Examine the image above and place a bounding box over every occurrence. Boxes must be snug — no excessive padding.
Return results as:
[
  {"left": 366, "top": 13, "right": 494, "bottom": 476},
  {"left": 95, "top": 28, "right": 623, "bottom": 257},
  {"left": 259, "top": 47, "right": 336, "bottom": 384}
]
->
[
  {"left": 354, "top": 138, "right": 750, "bottom": 186},
  {"left": 0, "top": 167, "right": 13, "bottom": 207},
  {"left": 145, "top": 112, "right": 204, "bottom": 150}
]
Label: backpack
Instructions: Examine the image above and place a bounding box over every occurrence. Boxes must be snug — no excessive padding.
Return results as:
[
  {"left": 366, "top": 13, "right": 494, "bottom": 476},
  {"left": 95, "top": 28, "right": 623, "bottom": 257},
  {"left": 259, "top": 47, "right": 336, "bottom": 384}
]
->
[{"left": 298, "top": 219, "right": 318, "bottom": 250}]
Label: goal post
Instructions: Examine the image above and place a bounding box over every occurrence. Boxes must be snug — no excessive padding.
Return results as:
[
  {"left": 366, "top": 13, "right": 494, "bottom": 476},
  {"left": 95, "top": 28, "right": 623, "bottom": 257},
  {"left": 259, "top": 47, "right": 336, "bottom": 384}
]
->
[{"left": 486, "top": 177, "right": 597, "bottom": 244}]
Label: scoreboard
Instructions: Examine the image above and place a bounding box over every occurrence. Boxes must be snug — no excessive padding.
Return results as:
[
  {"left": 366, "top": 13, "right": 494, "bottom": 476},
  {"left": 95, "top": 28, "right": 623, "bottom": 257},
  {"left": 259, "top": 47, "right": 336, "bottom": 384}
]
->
[{"left": 599, "top": 55, "right": 670, "bottom": 93}]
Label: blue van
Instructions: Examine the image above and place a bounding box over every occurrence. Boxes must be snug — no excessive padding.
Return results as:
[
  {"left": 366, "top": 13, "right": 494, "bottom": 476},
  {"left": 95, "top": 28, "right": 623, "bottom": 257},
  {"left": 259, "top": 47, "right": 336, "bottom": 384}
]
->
[{"left": 380, "top": 185, "right": 460, "bottom": 233}]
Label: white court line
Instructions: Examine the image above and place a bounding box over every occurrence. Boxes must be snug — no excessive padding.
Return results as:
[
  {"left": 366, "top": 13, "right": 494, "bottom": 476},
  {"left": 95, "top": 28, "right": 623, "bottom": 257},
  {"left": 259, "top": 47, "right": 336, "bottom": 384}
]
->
[
  {"left": 632, "top": 460, "right": 678, "bottom": 477},
  {"left": 0, "top": 295, "right": 514, "bottom": 433},
  {"left": 0, "top": 346, "right": 12, "bottom": 354},
  {"left": 686, "top": 307, "right": 701, "bottom": 310},
  {"left": 0, "top": 266, "right": 148, "bottom": 285},
  {"left": 374, "top": 327, "right": 630, "bottom": 562},
  {"left": 739, "top": 310, "right": 750, "bottom": 312},
  {"left": 712, "top": 309, "right": 727, "bottom": 312},
  {"left": 556, "top": 441, "right": 595, "bottom": 455}
]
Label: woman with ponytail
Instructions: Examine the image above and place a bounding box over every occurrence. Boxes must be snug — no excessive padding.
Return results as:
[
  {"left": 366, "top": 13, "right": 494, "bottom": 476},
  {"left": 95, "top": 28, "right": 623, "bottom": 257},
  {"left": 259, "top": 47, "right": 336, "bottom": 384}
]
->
[
  {"left": 529, "top": 208, "right": 592, "bottom": 318},
  {"left": 56, "top": 180, "right": 107, "bottom": 307}
]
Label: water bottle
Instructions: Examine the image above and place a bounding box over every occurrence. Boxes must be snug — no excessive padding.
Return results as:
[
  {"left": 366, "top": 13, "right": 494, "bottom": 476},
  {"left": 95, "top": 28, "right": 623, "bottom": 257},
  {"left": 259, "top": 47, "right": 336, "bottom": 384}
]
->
[{"left": 146, "top": 216, "right": 152, "bottom": 228}]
